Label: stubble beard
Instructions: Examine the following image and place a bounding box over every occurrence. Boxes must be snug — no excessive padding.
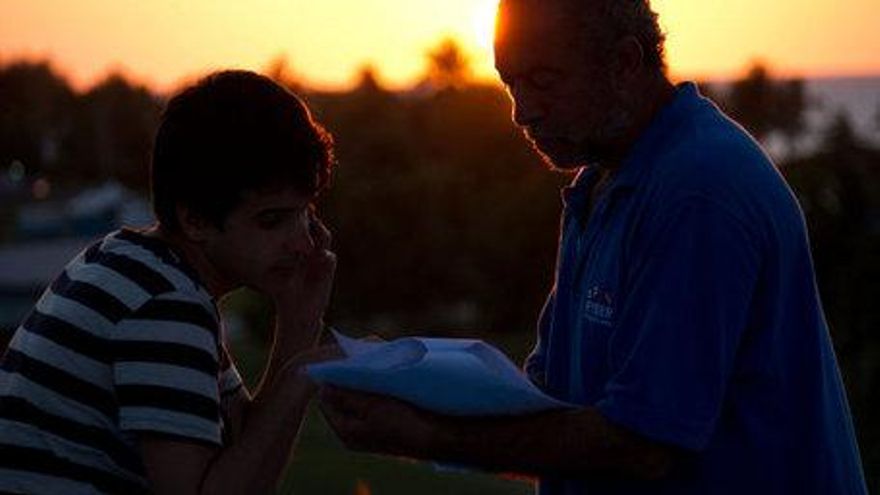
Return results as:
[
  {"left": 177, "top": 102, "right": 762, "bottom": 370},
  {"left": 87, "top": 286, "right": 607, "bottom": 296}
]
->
[{"left": 528, "top": 98, "right": 633, "bottom": 172}]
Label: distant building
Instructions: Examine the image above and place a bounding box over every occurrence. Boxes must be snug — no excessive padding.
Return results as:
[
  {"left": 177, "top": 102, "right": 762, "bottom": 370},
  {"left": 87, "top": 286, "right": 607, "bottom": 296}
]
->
[
  {"left": 0, "top": 181, "right": 154, "bottom": 338},
  {"left": 15, "top": 181, "right": 153, "bottom": 239}
]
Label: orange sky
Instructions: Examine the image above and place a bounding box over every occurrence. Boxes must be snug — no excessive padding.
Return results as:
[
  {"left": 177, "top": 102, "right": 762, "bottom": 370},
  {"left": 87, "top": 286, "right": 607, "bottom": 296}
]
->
[{"left": 1, "top": 0, "right": 878, "bottom": 92}]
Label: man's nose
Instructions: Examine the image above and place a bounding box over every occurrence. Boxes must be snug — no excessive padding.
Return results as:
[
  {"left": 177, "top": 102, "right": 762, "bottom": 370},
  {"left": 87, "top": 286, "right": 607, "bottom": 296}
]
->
[{"left": 510, "top": 83, "right": 544, "bottom": 128}]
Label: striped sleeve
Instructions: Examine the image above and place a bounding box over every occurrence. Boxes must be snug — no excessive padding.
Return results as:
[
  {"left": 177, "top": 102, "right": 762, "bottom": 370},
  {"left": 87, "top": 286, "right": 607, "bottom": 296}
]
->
[{"left": 112, "top": 291, "right": 222, "bottom": 446}]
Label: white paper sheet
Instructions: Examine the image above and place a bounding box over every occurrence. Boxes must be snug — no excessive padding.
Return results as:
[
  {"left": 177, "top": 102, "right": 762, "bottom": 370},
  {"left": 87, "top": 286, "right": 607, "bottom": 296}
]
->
[{"left": 306, "top": 331, "right": 573, "bottom": 416}]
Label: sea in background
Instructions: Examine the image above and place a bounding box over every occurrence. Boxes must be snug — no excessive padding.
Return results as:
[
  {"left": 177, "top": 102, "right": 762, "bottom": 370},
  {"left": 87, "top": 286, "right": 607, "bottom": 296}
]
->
[
  {"left": 804, "top": 76, "right": 880, "bottom": 143},
  {"left": 706, "top": 75, "right": 880, "bottom": 159}
]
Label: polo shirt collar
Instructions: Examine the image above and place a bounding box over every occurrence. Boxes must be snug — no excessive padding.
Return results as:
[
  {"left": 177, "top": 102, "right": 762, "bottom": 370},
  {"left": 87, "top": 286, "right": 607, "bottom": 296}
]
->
[{"left": 561, "top": 81, "right": 705, "bottom": 211}]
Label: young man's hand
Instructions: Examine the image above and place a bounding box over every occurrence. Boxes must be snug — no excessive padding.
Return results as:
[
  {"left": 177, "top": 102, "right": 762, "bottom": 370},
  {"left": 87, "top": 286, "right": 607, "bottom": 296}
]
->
[
  {"left": 273, "top": 344, "right": 345, "bottom": 390},
  {"left": 271, "top": 211, "right": 337, "bottom": 348}
]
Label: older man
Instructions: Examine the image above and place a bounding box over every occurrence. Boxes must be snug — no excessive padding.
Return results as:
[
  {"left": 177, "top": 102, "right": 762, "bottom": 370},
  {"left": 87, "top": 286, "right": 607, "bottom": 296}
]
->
[{"left": 319, "top": 0, "right": 868, "bottom": 493}]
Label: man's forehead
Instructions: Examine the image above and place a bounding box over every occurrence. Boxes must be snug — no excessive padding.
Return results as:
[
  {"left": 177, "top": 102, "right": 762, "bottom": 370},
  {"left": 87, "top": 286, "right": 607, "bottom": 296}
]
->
[
  {"left": 496, "top": 0, "right": 572, "bottom": 43},
  {"left": 494, "top": 0, "right": 583, "bottom": 72},
  {"left": 239, "top": 186, "right": 312, "bottom": 211}
]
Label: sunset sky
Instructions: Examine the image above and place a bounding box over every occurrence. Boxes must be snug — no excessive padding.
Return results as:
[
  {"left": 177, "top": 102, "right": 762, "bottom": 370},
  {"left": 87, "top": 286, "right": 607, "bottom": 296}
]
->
[{"left": 1, "top": 0, "right": 878, "bottom": 92}]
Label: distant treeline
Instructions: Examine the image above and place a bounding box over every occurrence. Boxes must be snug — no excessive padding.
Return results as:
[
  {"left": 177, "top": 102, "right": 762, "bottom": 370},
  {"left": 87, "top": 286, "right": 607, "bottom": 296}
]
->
[{"left": 1, "top": 47, "right": 878, "bottom": 489}]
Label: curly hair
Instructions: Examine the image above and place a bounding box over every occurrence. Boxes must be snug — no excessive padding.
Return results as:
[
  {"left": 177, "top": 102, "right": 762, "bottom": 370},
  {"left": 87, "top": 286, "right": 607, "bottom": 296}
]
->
[
  {"left": 582, "top": 0, "right": 667, "bottom": 72},
  {"left": 499, "top": 0, "right": 667, "bottom": 73}
]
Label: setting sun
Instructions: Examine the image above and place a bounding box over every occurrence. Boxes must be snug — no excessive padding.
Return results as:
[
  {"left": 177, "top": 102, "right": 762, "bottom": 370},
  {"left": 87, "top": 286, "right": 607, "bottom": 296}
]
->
[
  {"left": 0, "top": 0, "right": 877, "bottom": 91},
  {"left": 471, "top": 0, "right": 500, "bottom": 51}
]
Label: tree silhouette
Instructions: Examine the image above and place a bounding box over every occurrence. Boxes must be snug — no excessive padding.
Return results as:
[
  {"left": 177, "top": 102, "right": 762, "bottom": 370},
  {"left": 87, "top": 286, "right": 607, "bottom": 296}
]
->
[
  {"left": 783, "top": 111, "right": 880, "bottom": 491},
  {"left": 63, "top": 73, "right": 161, "bottom": 191},
  {"left": 354, "top": 65, "right": 385, "bottom": 94},
  {"left": 264, "top": 54, "right": 305, "bottom": 95},
  {"left": 424, "top": 37, "right": 473, "bottom": 91},
  {"left": 721, "top": 63, "right": 808, "bottom": 147},
  {"left": 0, "top": 61, "right": 74, "bottom": 180}
]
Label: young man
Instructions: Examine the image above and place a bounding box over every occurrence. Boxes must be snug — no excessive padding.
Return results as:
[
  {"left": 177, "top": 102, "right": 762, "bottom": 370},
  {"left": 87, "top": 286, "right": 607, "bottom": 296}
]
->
[
  {"left": 318, "top": 0, "right": 868, "bottom": 493},
  {"left": 0, "top": 70, "right": 337, "bottom": 494}
]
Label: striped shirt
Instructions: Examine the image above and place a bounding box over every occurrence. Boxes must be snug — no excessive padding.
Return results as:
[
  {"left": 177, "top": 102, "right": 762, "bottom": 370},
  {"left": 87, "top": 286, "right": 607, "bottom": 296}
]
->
[{"left": 0, "top": 229, "right": 244, "bottom": 494}]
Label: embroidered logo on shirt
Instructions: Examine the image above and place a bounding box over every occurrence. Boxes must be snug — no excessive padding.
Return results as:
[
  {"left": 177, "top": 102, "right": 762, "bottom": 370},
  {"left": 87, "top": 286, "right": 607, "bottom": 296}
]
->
[{"left": 583, "top": 285, "right": 614, "bottom": 326}]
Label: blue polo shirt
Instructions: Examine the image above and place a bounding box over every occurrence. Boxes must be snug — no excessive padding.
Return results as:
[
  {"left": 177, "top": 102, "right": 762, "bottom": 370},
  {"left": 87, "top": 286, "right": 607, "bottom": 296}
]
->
[{"left": 526, "top": 83, "right": 867, "bottom": 494}]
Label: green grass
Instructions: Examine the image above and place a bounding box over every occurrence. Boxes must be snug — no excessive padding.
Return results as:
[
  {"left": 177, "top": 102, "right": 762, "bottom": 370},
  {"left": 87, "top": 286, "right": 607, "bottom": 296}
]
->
[{"left": 229, "top": 334, "right": 534, "bottom": 495}]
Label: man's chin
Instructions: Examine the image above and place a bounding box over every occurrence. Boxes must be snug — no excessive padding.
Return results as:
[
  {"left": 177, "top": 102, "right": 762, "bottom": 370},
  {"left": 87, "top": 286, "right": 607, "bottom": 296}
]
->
[{"left": 528, "top": 138, "right": 588, "bottom": 171}]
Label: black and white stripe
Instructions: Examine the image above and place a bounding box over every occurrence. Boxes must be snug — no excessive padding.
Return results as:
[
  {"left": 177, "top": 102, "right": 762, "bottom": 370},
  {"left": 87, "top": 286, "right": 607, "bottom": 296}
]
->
[{"left": 0, "top": 229, "right": 243, "bottom": 494}]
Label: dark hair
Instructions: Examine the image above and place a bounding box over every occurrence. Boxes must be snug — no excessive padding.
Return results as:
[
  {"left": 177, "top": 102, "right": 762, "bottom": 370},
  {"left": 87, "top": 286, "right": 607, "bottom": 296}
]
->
[
  {"left": 151, "top": 70, "right": 334, "bottom": 232},
  {"left": 582, "top": 0, "right": 666, "bottom": 73},
  {"left": 500, "top": 0, "right": 667, "bottom": 73}
]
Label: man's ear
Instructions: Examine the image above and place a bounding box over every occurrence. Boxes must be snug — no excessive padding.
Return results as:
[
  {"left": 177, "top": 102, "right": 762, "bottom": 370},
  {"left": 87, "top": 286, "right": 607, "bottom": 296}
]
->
[
  {"left": 611, "top": 35, "right": 644, "bottom": 88},
  {"left": 176, "top": 204, "right": 215, "bottom": 243}
]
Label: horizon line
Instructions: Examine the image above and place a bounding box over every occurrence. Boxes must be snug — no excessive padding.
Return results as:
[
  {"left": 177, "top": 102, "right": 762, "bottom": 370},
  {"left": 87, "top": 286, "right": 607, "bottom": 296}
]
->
[{"left": 2, "top": 52, "right": 880, "bottom": 96}]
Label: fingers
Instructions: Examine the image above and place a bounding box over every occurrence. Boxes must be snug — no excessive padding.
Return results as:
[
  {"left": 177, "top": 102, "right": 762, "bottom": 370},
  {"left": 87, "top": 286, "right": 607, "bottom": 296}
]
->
[
  {"left": 311, "top": 247, "right": 337, "bottom": 276},
  {"left": 319, "top": 387, "right": 372, "bottom": 450},
  {"left": 319, "top": 387, "right": 394, "bottom": 430},
  {"left": 277, "top": 344, "right": 344, "bottom": 382},
  {"left": 296, "top": 344, "right": 345, "bottom": 365},
  {"left": 308, "top": 209, "right": 332, "bottom": 252},
  {"left": 302, "top": 213, "right": 336, "bottom": 282},
  {"left": 317, "top": 387, "right": 433, "bottom": 458},
  {"left": 320, "top": 386, "right": 371, "bottom": 414},
  {"left": 302, "top": 249, "right": 336, "bottom": 309}
]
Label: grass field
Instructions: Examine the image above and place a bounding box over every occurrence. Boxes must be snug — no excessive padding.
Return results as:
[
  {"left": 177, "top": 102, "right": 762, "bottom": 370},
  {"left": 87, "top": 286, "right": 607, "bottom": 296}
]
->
[
  {"left": 230, "top": 333, "right": 535, "bottom": 495},
  {"left": 278, "top": 407, "right": 533, "bottom": 495}
]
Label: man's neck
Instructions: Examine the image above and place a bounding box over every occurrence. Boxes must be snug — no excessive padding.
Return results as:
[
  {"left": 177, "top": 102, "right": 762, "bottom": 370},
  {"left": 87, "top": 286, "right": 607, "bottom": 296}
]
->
[
  {"left": 598, "top": 75, "right": 677, "bottom": 171},
  {"left": 627, "top": 76, "right": 677, "bottom": 149},
  {"left": 144, "top": 225, "right": 235, "bottom": 300}
]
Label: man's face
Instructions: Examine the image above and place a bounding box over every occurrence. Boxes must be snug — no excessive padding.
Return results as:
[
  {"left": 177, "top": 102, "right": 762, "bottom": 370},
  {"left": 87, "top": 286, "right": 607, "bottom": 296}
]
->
[
  {"left": 201, "top": 186, "right": 317, "bottom": 296},
  {"left": 494, "top": 0, "right": 628, "bottom": 169}
]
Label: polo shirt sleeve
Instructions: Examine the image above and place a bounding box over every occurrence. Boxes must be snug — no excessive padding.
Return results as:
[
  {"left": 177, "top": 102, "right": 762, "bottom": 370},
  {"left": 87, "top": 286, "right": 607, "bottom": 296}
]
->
[
  {"left": 595, "top": 195, "right": 761, "bottom": 452},
  {"left": 113, "top": 291, "right": 223, "bottom": 446}
]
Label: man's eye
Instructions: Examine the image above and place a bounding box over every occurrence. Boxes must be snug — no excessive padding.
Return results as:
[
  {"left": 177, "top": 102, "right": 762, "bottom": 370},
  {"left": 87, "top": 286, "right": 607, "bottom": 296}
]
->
[{"left": 256, "top": 212, "right": 285, "bottom": 229}]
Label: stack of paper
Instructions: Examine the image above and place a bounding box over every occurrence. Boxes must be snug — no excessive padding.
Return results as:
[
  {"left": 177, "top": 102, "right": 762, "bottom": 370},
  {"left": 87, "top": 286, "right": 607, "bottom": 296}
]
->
[{"left": 306, "top": 331, "right": 572, "bottom": 416}]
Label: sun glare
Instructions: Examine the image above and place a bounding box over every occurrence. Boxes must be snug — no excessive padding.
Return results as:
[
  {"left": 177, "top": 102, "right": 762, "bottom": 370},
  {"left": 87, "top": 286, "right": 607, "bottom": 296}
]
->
[
  {"left": 1, "top": 0, "right": 877, "bottom": 91},
  {"left": 471, "top": 0, "right": 499, "bottom": 50}
]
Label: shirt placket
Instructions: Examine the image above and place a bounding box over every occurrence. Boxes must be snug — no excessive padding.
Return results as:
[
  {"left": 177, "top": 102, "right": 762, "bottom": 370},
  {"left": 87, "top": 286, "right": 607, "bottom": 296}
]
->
[{"left": 566, "top": 191, "right": 614, "bottom": 403}]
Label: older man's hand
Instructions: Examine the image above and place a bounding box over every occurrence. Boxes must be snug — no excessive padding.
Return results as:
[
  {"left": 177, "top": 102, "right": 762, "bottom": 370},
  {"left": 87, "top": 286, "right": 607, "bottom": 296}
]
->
[{"left": 318, "top": 386, "right": 449, "bottom": 460}]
